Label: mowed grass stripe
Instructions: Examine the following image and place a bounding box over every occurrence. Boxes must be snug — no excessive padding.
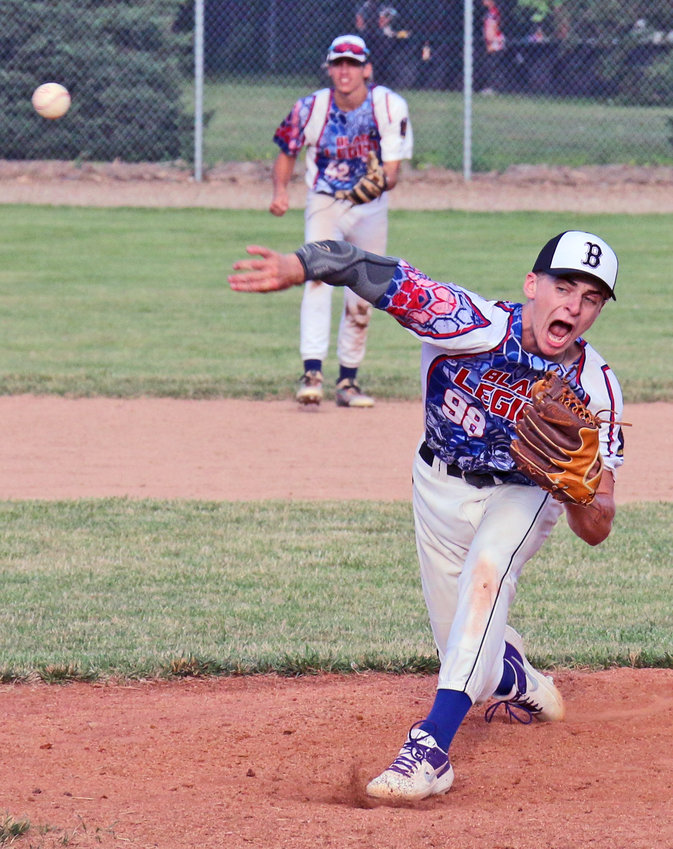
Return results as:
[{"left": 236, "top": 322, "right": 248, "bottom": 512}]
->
[{"left": 0, "top": 206, "right": 671, "bottom": 401}]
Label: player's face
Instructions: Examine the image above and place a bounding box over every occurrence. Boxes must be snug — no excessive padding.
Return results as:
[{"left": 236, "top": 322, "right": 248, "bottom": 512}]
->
[
  {"left": 328, "top": 59, "right": 371, "bottom": 98},
  {"left": 521, "top": 272, "right": 607, "bottom": 361}
]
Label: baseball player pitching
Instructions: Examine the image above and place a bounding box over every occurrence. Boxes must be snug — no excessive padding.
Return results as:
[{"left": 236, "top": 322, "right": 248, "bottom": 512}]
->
[
  {"left": 270, "top": 33, "right": 413, "bottom": 408},
  {"left": 229, "top": 230, "right": 625, "bottom": 802}
]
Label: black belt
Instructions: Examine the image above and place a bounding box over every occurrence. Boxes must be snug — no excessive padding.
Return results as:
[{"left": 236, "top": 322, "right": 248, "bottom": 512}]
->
[{"left": 419, "top": 441, "right": 503, "bottom": 489}]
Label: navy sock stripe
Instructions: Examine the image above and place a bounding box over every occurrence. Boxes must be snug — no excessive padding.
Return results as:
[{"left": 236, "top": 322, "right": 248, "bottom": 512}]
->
[
  {"left": 339, "top": 365, "right": 357, "bottom": 382},
  {"left": 495, "top": 657, "right": 516, "bottom": 696}
]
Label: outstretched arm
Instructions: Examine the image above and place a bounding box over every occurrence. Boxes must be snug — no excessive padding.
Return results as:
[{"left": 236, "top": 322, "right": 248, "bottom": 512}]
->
[
  {"left": 229, "top": 245, "right": 305, "bottom": 292},
  {"left": 229, "top": 241, "right": 400, "bottom": 303}
]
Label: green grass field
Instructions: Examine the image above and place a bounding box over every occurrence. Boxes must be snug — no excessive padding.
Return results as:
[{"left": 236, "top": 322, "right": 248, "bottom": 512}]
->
[
  {"left": 198, "top": 80, "right": 673, "bottom": 169},
  {"left": 1, "top": 206, "right": 671, "bottom": 401},
  {"left": 1, "top": 203, "right": 671, "bottom": 681},
  {"left": 1, "top": 500, "right": 671, "bottom": 681}
]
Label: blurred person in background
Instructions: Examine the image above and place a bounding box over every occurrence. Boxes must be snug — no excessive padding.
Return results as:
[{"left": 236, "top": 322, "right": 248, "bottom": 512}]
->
[{"left": 482, "top": 0, "right": 506, "bottom": 94}]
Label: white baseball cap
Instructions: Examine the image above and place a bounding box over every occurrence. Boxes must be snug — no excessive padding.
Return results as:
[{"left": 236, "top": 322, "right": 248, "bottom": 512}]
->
[
  {"left": 326, "top": 35, "right": 370, "bottom": 64},
  {"left": 532, "top": 230, "right": 619, "bottom": 300}
]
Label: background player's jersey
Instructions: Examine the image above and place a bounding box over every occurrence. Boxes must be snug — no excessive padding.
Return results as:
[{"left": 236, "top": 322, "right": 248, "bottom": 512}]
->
[
  {"left": 273, "top": 86, "right": 412, "bottom": 195},
  {"left": 376, "top": 260, "right": 625, "bottom": 480}
]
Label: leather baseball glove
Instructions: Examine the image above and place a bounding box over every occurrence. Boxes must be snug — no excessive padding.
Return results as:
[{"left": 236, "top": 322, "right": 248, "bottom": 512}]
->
[
  {"left": 335, "top": 150, "right": 387, "bottom": 204},
  {"left": 509, "top": 370, "right": 604, "bottom": 505}
]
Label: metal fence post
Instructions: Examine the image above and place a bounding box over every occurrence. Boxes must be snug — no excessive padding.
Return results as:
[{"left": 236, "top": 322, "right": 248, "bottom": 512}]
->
[
  {"left": 463, "top": 0, "right": 473, "bottom": 182},
  {"left": 194, "top": 0, "right": 205, "bottom": 182}
]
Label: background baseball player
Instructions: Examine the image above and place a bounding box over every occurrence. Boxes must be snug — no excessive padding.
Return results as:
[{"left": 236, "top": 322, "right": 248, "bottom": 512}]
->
[
  {"left": 229, "top": 230, "right": 625, "bottom": 802},
  {"left": 270, "top": 33, "right": 413, "bottom": 408}
]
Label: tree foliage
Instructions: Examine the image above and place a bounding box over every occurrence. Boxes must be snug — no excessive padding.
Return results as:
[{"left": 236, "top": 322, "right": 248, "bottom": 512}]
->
[
  {"left": 516, "top": 0, "right": 673, "bottom": 40},
  {"left": 0, "top": 0, "right": 191, "bottom": 162}
]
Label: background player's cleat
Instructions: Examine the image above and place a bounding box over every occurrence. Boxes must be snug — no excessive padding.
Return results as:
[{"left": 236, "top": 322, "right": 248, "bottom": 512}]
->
[
  {"left": 296, "top": 370, "right": 323, "bottom": 405},
  {"left": 486, "top": 625, "right": 565, "bottom": 723},
  {"left": 335, "top": 377, "right": 374, "bottom": 408},
  {"left": 366, "top": 723, "right": 454, "bottom": 801}
]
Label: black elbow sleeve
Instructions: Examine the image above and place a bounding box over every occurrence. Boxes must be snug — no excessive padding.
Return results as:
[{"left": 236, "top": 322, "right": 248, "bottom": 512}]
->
[{"left": 295, "top": 240, "right": 399, "bottom": 303}]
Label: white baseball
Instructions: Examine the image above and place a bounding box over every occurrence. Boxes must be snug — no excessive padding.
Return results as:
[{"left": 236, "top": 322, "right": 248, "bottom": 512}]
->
[{"left": 32, "top": 82, "right": 71, "bottom": 119}]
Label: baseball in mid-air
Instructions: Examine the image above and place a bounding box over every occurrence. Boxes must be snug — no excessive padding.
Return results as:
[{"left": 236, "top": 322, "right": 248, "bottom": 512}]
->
[{"left": 31, "top": 82, "right": 71, "bottom": 119}]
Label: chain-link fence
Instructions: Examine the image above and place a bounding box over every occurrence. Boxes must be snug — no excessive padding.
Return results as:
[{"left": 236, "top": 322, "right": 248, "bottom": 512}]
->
[{"left": 3, "top": 0, "right": 673, "bottom": 176}]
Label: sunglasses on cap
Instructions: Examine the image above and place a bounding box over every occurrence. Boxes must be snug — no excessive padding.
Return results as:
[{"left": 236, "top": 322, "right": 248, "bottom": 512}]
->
[
  {"left": 330, "top": 42, "right": 370, "bottom": 58},
  {"left": 333, "top": 41, "right": 367, "bottom": 54}
]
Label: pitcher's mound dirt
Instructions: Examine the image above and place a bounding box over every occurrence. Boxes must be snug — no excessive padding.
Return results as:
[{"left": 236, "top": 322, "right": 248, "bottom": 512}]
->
[{"left": 2, "top": 669, "right": 672, "bottom": 849}]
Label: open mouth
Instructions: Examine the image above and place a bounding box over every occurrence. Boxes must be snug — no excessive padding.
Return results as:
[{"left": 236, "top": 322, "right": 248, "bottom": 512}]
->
[{"left": 547, "top": 319, "right": 573, "bottom": 346}]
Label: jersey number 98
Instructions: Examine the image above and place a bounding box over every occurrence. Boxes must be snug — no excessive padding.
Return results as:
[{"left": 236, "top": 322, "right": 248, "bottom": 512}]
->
[{"left": 442, "top": 389, "right": 486, "bottom": 438}]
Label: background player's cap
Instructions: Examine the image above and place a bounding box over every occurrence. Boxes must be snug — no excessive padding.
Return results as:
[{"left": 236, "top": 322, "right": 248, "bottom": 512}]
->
[
  {"left": 326, "top": 35, "right": 370, "bottom": 64},
  {"left": 532, "top": 230, "right": 618, "bottom": 300}
]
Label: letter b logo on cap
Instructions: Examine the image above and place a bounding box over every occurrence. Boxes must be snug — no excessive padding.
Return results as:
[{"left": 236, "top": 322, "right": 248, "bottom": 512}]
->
[{"left": 582, "top": 242, "right": 603, "bottom": 269}]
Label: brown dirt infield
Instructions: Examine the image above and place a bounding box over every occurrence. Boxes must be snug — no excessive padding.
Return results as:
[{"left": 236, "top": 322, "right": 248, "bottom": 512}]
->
[
  {"left": 1, "top": 167, "right": 672, "bottom": 849},
  {"left": 2, "top": 159, "right": 673, "bottom": 213},
  {"left": 0, "top": 396, "right": 670, "bottom": 504}
]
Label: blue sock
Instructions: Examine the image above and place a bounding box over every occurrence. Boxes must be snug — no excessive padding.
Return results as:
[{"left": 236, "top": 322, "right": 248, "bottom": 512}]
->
[
  {"left": 338, "top": 365, "right": 357, "bottom": 382},
  {"left": 303, "top": 359, "right": 322, "bottom": 373},
  {"left": 419, "top": 688, "right": 472, "bottom": 752}
]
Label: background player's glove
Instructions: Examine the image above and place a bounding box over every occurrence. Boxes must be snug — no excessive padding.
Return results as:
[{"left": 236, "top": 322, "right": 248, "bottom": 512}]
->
[
  {"left": 335, "top": 150, "right": 387, "bottom": 204},
  {"left": 509, "top": 371, "right": 604, "bottom": 505}
]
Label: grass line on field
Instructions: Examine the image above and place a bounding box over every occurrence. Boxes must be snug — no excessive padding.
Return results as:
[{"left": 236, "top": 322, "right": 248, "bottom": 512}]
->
[
  {"left": 0, "top": 814, "right": 30, "bottom": 846},
  {"left": 1, "top": 499, "right": 671, "bottom": 682}
]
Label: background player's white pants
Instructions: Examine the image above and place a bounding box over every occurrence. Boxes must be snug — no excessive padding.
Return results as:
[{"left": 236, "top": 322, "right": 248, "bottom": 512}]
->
[
  {"left": 412, "top": 445, "right": 563, "bottom": 704},
  {"left": 301, "top": 192, "right": 389, "bottom": 368}
]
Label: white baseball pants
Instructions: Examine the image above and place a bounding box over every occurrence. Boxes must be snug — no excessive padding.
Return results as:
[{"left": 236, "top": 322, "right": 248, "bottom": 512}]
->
[
  {"left": 300, "top": 192, "right": 389, "bottom": 368},
  {"left": 412, "top": 443, "right": 563, "bottom": 703}
]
